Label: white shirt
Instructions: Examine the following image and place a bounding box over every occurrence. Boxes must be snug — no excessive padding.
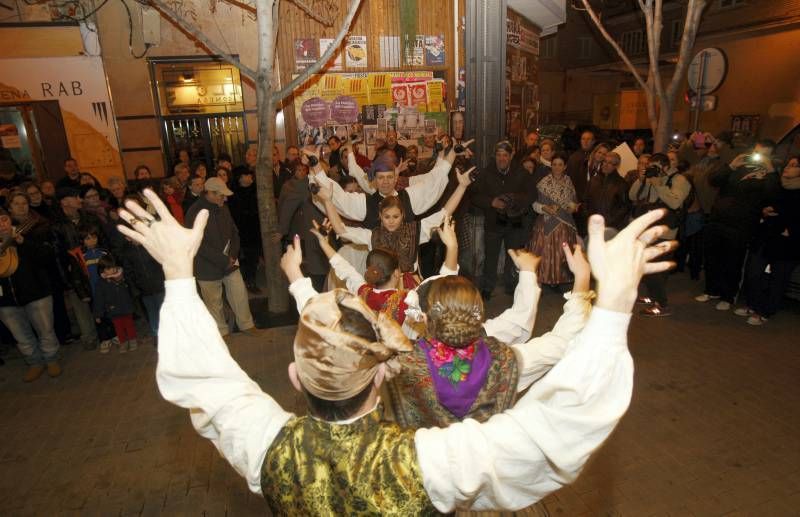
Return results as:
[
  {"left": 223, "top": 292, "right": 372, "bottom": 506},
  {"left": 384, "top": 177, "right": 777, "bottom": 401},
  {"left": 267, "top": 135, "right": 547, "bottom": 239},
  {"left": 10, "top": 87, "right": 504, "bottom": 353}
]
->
[
  {"left": 157, "top": 278, "right": 633, "bottom": 513},
  {"left": 312, "top": 152, "right": 452, "bottom": 221}
]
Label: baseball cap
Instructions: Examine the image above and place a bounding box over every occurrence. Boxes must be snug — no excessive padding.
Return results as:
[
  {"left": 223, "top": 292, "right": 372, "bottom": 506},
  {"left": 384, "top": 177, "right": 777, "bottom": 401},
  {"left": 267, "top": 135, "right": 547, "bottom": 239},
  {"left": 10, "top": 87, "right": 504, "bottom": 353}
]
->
[{"left": 204, "top": 177, "right": 233, "bottom": 196}]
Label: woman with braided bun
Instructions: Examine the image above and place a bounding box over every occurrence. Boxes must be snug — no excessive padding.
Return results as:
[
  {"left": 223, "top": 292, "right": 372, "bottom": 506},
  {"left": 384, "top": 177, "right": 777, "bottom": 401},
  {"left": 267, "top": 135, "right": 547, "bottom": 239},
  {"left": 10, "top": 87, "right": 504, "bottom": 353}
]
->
[
  {"left": 386, "top": 242, "right": 597, "bottom": 429},
  {"left": 317, "top": 165, "right": 474, "bottom": 288},
  {"left": 308, "top": 216, "right": 460, "bottom": 326}
]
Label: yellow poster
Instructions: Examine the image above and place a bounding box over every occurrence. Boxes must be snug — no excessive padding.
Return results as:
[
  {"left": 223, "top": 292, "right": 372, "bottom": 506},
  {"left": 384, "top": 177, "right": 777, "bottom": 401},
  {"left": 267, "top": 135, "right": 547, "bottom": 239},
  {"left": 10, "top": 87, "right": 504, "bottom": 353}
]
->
[
  {"left": 319, "top": 74, "right": 343, "bottom": 101},
  {"left": 426, "top": 80, "right": 445, "bottom": 112},
  {"left": 367, "top": 73, "right": 392, "bottom": 106},
  {"left": 346, "top": 76, "right": 369, "bottom": 107}
]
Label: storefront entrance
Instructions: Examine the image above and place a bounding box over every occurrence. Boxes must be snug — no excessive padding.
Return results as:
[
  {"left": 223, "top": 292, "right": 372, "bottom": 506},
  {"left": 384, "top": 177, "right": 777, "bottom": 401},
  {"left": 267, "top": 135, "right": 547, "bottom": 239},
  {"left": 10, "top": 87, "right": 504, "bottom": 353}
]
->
[
  {"left": 149, "top": 57, "right": 248, "bottom": 172},
  {"left": 0, "top": 101, "right": 71, "bottom": 182}
]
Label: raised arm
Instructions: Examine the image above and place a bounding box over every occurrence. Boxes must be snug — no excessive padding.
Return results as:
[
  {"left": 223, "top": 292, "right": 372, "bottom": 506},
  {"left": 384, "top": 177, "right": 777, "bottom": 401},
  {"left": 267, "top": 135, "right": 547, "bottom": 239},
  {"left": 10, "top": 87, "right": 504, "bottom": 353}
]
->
[
  {"left": 345, "top": 150, "right": 376, "bottom": 195},
  {"left": 482, "top": 250, "right": 541, "bottom": 345},
  {"left": 418, "top": 168, "right": 474, "bottom": 245},
  {"left": 309, "top": 220, "right": 367, "bottom": 294},
  {"left": 413, "top": 210, "right": 677, "bottom": 513},
  {"left": 117, "top": 189, "right": 293, "bottom": 496},
  {"left": 406, "top": 140, "right": 473, "bottom": 215}
]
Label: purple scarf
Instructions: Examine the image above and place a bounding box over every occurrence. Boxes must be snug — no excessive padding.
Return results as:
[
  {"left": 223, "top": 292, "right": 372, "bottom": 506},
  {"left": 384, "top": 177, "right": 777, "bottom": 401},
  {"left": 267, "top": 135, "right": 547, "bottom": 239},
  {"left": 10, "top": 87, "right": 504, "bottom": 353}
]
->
[{"left": 418, "top": 337, "right": 492, "bottom": 419}]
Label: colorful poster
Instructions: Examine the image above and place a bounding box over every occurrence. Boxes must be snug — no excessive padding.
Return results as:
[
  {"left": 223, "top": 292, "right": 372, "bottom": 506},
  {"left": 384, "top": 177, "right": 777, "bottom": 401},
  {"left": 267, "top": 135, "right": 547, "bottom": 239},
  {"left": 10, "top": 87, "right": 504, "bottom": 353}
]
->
[
  {"left": 413, "top": 35, "right": 425, "bottom": 65},
  {"left": 361, "top": 104, "right": 387, "bottom": 125},
  {"left": 425, "top": 35, "right": 445, "bottom": 66},
  {"left": 294, "top": 38, "right": 318, "bottom": 71},
  {"left": 345, "top": 76, "right": 369, "bottom": 106},
  {"left": 330, "top": 96, "right": 359, "bottom": 124},
  {"left": 319, "top": 74, "right": 344, "bottom": 101},
  {"left": 392, "top": 83, "right": 410, "bottom": 107},
  {"left": 345, "top": 36, "right": 368, "bottom": 68},
  {"left": 426, "top": 80, "right": 445, "bottom": 112},
  {"left": 380, "top": 36, "right": 401, "bottom": 68},
  {"left": 367, "top": 73, "right": 392, "bottom": 106},
  {"left": 300, "top": 97, "right": 330, "bottom": 128},
  {"left": 319, "top": 38, "right": 343, "bottom": 70},
  {"left": 408, "top": 82, "right": 427, "bottom": 108}
]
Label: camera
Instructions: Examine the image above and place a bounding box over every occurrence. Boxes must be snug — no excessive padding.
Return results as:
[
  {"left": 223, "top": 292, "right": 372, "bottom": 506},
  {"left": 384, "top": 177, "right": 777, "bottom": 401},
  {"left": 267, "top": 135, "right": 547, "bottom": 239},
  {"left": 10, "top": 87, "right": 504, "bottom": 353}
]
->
[
  {"left": 644, "top": 165, "right": 662, "bottom": 178},
  {"left": 307, "top": 155, "right": 319, "bottom": 167},
  {"left": 750, "top": 153, "right": 762, "bottom": 163},
  {"left": 453, "top": 144, "right": 465, "bottom": 154},
  {"left": 469, "top": 168, "right": 479, "bottom": 182}
]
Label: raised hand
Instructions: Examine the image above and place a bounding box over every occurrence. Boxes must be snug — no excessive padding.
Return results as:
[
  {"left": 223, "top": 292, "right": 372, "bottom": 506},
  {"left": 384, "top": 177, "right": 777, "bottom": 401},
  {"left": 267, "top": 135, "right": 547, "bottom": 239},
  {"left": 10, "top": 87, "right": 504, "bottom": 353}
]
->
[
  {"left": 437, "top": 215, "right": 458, "bottom": 249},
  {"left": 563, "top": 243, "right": 590, "bottom": 292},
  {"left": 587, "top": 210, "right": 676, "bottom": 313},
  {"left": 117, "top": 189, "right": 208, "bottom": 280},
  {"left": 279, "top": 234, "right": 304, "bottom": 284},
  {"left": 456, "top": 166, "right": 476, "bottom": 187},
  {"left": 507, "top": 249, "right": 541, "bottom": 273}
]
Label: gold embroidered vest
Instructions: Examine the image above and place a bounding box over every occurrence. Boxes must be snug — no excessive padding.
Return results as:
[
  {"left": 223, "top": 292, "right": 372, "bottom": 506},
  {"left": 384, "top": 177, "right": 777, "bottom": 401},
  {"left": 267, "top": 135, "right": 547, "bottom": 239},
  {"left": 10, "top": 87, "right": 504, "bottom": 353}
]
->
[
  {"left": 385, "top": 336, "right": 520, "bottom": 428},
  {"left": 260, "top": 409, "right": 439, "bottom": 516}
]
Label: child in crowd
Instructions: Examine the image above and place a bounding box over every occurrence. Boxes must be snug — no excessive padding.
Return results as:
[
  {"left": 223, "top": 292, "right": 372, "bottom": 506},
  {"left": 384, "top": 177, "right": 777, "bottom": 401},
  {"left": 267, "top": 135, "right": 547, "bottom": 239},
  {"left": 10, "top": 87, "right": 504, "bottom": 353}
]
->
[
  {"left": 161, "top": 177, "right": 185, "bottom": 225},
  {"left": 310, "top": 216, "right": 460, "bottom": 325},
  {"left": 93, "top": 255, "right": 138, "bottom": 353},
  {"left": 75, "top": 224, "right": 117, "bottom": 351}
]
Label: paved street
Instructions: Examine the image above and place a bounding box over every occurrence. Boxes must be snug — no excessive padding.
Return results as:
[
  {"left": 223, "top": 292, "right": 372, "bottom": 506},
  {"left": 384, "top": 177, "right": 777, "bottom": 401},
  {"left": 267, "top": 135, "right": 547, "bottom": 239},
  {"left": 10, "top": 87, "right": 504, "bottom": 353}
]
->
[{"left": 0, "top": 273, "right": 798, "bottom": 516}]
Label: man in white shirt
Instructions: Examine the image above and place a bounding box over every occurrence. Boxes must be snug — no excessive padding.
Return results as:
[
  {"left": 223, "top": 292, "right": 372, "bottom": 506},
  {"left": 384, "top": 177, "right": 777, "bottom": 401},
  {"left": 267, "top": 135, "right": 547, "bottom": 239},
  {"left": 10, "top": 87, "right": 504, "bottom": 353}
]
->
[{"left": 116, "top": 189, "right": 675, "bottom": 515}]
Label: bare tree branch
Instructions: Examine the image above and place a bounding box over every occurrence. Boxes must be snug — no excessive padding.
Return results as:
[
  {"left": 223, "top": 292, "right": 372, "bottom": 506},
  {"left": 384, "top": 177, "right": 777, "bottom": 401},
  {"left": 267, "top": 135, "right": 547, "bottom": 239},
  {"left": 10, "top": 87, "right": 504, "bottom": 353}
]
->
[
  {"left": 666, "top": 0, "right": 707, "bottom": 100},
  {"left": 148, "top": 0, "right": 257, "bottom": 79},
  {"left": 271, "top": 0, "right": 362, "bottom": 103},
  {"left": 289, "top": 0, "right": 335, "bottom": 26},
  {"left": 579, "top": 0, "right": 650, "bottom": 93}
]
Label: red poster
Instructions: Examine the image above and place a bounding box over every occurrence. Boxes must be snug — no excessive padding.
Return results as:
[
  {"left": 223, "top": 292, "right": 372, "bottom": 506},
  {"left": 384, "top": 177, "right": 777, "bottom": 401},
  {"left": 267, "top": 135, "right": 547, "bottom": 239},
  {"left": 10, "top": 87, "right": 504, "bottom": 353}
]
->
[
  {"left": 408, "top": 82, "right": 427, "bottom": 107},
  {"left": 392, "top": 84, "right": 410, "bottom": 107}
]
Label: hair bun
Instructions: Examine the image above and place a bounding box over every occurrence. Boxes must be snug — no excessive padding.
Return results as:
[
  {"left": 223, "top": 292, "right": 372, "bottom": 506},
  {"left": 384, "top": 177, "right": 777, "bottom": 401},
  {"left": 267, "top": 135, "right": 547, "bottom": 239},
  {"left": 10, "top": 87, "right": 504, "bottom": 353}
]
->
[{"left": 364, "top": 266, "right": 383, "bottom": 285}]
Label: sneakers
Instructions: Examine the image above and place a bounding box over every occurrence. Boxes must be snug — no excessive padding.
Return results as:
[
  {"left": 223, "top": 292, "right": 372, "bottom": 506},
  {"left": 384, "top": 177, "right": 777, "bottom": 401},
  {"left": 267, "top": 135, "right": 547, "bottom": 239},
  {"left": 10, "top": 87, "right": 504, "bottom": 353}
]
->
[
  {"left": 46, "top": 362, "right": 62, "bottom": 378},
  {"left": 127, "top": 339, "right": 138, "bottom": 352},
  {"left": 119, "top": 340, "right": 127, "bottom": 354},
  {"left": 23, "top": 365, "right": 46, "bottom": 382},
  {"left": 636, "top": 296, "right": 654, "bottom": 305},
  {"left": 747, "top": 315, "right": 767, "bottom": 326},
  {"left": 695, "top": 294, "right": 720, "bottom": 303},
  {"left": 641, "top": 303, "right": 671, "bottom": 317},
  {"left": 715, "top": 301, "right": 731, "bottom": 311},
  {"left": 734, "top": 307, "right": 755, "bottom": 317},
  {"left": 99, "top": 340, "right": 113, "bottom": 354}
]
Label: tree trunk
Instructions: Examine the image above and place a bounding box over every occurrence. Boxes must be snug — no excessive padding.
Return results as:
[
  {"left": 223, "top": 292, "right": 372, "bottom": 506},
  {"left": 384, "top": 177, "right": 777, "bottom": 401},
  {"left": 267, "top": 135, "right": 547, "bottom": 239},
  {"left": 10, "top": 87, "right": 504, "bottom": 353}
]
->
[
  {"left": 653, "top": 96, "right": 674, "bottom": 153},
  {"left": 255, "top": 0, "right": 290, "bottom": 315}
]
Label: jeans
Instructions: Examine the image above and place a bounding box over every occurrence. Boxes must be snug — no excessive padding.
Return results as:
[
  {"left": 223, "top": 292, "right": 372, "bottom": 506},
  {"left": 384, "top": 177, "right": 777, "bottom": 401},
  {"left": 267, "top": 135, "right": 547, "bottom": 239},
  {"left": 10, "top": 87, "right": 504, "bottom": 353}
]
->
[
  {"left": 141, "top": 292, "right": 165, "bottom": 336},
  {"left": 197, "top": 269, "right": 255, "bottom": 336},
  {"left": 65, "top": 289, "right": 98, "bottom": 345},
  {"left": 0, "top": 296, "right": 60, "bottom": 366}
]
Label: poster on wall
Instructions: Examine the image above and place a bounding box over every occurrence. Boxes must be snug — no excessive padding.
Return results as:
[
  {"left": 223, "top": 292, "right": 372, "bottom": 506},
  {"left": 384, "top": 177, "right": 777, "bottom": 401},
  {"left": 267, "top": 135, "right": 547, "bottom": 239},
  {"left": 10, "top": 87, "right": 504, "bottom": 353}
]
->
[
  {"left": 294, "top": 38, "right": 318, "bottom": 71},
  {"left": 0, "top": 56, "right": 123, "bottom": 183},
  {"left": 346, "top": 36, "right": 368, "bottom": 68},
  {"left": 405, "top": 35, "right": 425, "bottom": 66},
  {"left": 293, "top": 71, "right": 448, "bottom": 159},
  {"left": 319, "top": 38, "right": 343, "bottom": 70},
  {"left": 520, "top": 26, "right": 539, "bottom": 55},
  {"left": 425, "top": 35, "right": 445, "bottom": 66},
  {"left": 380, "top": 36, "right": 401, "bottom": 68}
]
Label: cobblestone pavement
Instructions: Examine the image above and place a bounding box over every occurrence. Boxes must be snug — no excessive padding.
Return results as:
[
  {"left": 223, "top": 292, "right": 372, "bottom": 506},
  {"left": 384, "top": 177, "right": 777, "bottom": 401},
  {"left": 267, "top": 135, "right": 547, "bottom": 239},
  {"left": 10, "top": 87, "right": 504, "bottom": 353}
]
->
[{"left": 0, "top": 273, "right": 798, "bottom": 516}]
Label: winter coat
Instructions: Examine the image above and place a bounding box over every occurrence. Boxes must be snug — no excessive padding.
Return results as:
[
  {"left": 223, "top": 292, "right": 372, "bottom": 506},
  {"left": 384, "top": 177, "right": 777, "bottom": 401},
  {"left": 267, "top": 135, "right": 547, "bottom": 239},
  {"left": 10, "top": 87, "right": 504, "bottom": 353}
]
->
[
  {"left": 92, "top": 277, "right": 135, "bottom": 319},
  {"left": 185, "top": 197, "right": 240, "bottom": 281}
]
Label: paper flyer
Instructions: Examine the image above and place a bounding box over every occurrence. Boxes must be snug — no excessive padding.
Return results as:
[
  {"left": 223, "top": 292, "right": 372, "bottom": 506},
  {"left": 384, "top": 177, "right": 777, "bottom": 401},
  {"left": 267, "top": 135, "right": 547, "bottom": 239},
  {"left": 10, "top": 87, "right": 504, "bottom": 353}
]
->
[
  {"left": 319, "top": 38, "right": 343, "bottom": 70},
  {"left": 379, "top": 36, "right": 400, "bottom": 68},
  {"left": 424, "top": 35, "right": 445, "bottom": 66},
  {"left": 367, "top": 73, "right": 393, "bottom": 106},
  {"left": 294, "top": 38, "right": 318, "bottom": 71},
  {"left": 408, "top": 82, "right": 428, "bottom": 108},
  {"left": 345, "top": 36, "right": 368, "bottom": 68}
]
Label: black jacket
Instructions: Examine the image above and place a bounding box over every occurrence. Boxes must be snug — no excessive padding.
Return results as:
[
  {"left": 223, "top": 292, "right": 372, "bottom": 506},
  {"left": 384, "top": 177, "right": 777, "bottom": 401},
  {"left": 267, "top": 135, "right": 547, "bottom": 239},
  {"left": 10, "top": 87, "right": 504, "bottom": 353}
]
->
[
  {"left": 93, "top": 277, "right": 135, "bottom": 318},
  {"left": 585, "top": 171, "right": 630, "bottom": 231},
  {"left": 0, "top": 237, "right": 53, "bottom": 307},
  {"left": 566, "top": 149, "right": 590, "bottom": 201},
  {"left": 229, "top": 182, "right": 262, "bottom": 250},
  {"left": 277, "top": 177, "right": 328, "bottom": 276},
  {"left": 120, "top": 241, "right": 165, "bottom": 296},
  {"left": 709, "top": 165, "right": 781, "bottom": 238},
  {"left": 757, "top": 184, "right": 800, "bottom": 262},
  {"left": 182, "top": 192, "right": 201, "bottom": 216},
  {"left": 185, "top": 197, "right": 240, "bottom": 281},
  {"left": 469, "top": 164, "right": 532, "bottom": 231}
]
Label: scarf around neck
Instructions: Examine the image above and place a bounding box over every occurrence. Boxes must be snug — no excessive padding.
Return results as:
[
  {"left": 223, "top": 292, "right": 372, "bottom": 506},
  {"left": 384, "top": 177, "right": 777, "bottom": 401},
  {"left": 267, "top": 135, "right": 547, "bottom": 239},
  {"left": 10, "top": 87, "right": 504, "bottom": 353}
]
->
[
  {"left": 417, "top": 337, "right": 491, "bottom": 418},
  {"left": 371, "top": 222, "right": 418, "bottom": 273}
]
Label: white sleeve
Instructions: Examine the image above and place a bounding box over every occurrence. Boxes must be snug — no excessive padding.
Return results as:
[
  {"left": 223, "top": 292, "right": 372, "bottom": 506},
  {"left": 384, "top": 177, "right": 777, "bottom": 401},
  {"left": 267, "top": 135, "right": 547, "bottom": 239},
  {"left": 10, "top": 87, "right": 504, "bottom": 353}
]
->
[
  {"left": 406, "top": 157, "right": 452, "bottom": 215},
  {"left": 418, "top": 209, "right": 447, "bottom": 245},
  {"left": 414, "top": 308, "right": 633, "bottom": 513},
  {"left": 340, "top": 227, "right": 374, "bottom": 248},
  {"left": 329, "top": 253, "right": 368, "bottom": 294},
  {"left": 438, "top": 263, "right": 459, "bottom": 276},
  {"left": 318, "top": 167, "right": 368, "bottom": 221},
  {"left": 348, "top": 152, "right": 376, "bottom": 195},
  {"left": 482, "top": 271, "right": 541, "bottom": 345},
  {"left": 288, "top": 277, "right": 318, "bottom": 314},
  {"left": 512, "top": 290, "right": 595, "bottom": 392},
  {"left": 156, "top": 278, "right": 293, "bottom": 495}
]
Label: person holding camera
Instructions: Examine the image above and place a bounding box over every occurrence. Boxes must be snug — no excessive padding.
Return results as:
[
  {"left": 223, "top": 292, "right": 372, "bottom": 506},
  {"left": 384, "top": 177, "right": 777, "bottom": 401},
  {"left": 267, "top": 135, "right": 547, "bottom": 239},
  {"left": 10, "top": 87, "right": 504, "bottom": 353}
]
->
[
  {"left": 695, "top": 140, "right": 781, "bottom": 311},
  {"left": 629, "top": 153, "right": 691, "bottom": 316},
  {"left": 470, "top": 141, "right": 533, "bottom": 299}
]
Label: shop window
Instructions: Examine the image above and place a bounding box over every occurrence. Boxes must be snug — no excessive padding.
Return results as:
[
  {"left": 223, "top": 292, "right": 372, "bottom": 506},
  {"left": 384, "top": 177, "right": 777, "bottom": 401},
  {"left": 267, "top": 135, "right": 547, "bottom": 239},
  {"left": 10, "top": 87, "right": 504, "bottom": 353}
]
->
[{"left": 620, "top": 29, "right": 646, "bottom": 55}]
